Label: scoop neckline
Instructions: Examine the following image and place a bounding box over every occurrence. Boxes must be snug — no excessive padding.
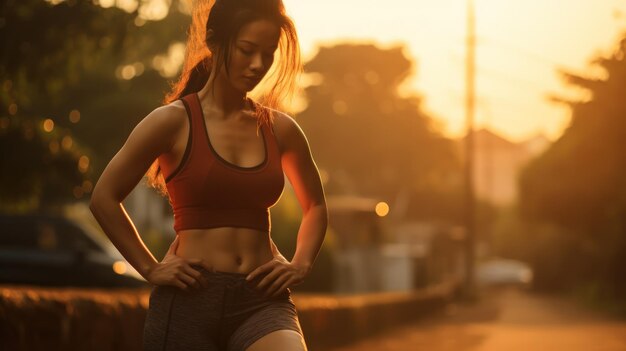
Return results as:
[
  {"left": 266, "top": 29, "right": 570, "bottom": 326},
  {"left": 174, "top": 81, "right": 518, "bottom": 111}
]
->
[{"left": 195, "top": 93, "right": 269, "bottom": 172}]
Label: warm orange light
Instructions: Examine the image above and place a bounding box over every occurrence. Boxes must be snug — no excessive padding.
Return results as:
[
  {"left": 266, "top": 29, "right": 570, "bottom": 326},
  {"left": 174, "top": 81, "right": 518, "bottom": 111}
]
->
[
  {"left": 78, "top": 155, "right": 90, "bottom": 173},
  {"left": 69, "top": 109, "right": 81, "bottom": 123},
  {"left": 112, "top": 261, "right": 127, "bottom": 275},
  {"left": 120, "top": 65, "right": 136, "bottom": 80},
  {"left": 375, "top": 202, "right": 389, "bottom": 217},
  {"left": 61, "top": 135, "right": 73, "bottom": 150},
  {"left": 43, "top": 119, "right": 54, "bottom": 132}
]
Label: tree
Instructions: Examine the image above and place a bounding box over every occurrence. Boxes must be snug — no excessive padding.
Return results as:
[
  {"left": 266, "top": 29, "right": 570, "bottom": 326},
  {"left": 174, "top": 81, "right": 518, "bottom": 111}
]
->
[
  {"left": 296, "top": 43, "right": 462, "bottom": 220},
  {"left": 1, "top": 0, "right": 190, "bottom": 209},
  {"left": 519, "top": 36, "right": 626, "bottom": 298},
  {"left": 0, "top": 116, "right": 90, "bottom": 212}
]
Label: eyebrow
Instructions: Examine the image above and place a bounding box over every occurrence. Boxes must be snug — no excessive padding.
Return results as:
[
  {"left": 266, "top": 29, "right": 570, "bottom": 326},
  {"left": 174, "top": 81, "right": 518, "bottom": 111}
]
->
[{"left": 238, "top": 40, "right": 278, "bottom": 50}]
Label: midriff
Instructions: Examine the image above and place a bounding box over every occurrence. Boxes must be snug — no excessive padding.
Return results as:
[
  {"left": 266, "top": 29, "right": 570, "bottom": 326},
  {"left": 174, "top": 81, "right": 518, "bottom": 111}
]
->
[{"left": 175, "top": 226, "right": 275, "bottom": 274}]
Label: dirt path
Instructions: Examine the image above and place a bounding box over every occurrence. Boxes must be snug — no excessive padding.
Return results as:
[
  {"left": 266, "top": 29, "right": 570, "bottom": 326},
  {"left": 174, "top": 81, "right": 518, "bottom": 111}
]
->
[{"left": 326, "top": 286, "right": 626, "bottom": 351}]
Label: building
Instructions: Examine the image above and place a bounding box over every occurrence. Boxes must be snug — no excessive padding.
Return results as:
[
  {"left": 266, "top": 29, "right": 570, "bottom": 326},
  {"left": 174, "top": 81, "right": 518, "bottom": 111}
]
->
[{"left": 462, "top": 128, "right": 550, "bottom": 205}]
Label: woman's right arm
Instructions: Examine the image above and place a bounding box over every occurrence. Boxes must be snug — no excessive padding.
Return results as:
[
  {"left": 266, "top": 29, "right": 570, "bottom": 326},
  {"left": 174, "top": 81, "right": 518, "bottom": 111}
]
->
[{"left": 89, "top": 104, "right": 206, "bottom": 290}]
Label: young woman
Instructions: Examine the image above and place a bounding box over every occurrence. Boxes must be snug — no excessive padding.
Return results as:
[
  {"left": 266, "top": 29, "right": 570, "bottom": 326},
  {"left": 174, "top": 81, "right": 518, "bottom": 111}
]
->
[{"left": 89, "top": 0, "right": 328, "bottom": 349}]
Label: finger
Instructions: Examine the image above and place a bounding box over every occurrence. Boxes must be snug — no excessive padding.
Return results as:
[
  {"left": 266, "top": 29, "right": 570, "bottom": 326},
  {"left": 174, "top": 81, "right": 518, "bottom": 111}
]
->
[
  {"left": 246, "top": 264, "right": 269, "bottom": 282},
  {"left": 266, "top": 275, "right": 290, "bottom": 296},
  {"left": 174, "top": 279, "right": 188, "bottom": 291},
  {"left": 176, "top": 270, "right": 199, "bottom": 289},
  {"left": 270, "top": 281, "right": 291, "bottom": 298},
  {"left": 246, "top": 263, "right": 272, "bottom": 282},
  {"left": 182, "top": 264, "right": 208, "bottom": 288},
  {"left": 185, "top": 259, "right": 209, "bottom": 285},
  {"left": 167, "top": 236, "right": 179, "bottom": 254},
  {"left": 256, "top": 269, "right": 282, "bottom": 291}
]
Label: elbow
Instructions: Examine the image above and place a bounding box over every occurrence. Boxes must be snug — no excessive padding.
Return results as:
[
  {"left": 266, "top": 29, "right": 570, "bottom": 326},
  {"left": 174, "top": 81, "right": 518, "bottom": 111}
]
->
[
  {"left": 88, "top": 192, "right": 101, "bottom": 215},
  {"left": 88, "top": 187, "right": 115, "bottom": 214},
  {"left": 89, "top": 184, "right": 103, "bottom": 210}
]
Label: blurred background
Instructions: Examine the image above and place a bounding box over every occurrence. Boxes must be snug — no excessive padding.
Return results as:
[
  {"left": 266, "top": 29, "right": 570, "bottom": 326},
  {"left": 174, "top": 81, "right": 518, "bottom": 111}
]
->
[{"left": 1, "top": 0, "right": 626, "bottom": 350}]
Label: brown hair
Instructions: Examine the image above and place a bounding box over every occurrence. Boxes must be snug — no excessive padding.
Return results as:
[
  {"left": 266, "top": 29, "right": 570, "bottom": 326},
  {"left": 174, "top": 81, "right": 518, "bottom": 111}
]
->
[{"left": 145, "top": 0, "right": 302, "bottom": 197}]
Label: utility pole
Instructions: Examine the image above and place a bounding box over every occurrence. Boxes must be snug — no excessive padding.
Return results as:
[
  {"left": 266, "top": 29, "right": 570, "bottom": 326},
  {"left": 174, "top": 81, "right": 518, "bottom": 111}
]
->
[{"left": 463, "top": 0, "right": 477, "bottom": 299}]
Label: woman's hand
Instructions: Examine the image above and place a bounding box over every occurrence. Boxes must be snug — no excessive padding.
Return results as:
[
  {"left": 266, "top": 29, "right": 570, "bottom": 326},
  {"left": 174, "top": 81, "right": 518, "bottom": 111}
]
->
[
  {"left": 245, "top": 256, "right": 310, "bottom": 298},
  {"left": 146, "top": 236, "right": 209, "bottom": 290}
]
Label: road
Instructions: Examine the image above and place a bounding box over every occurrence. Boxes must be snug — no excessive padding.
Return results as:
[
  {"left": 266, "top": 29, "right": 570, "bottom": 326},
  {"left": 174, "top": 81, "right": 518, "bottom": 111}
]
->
[{"left": 327, "top": 286, "right": 626, "bottom": 351}]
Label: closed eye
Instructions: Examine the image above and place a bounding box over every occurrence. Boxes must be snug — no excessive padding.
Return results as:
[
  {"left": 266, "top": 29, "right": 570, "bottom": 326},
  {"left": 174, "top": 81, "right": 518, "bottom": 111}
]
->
[{"left": 239, "top": 47, "right": 254, "bottom": 56}]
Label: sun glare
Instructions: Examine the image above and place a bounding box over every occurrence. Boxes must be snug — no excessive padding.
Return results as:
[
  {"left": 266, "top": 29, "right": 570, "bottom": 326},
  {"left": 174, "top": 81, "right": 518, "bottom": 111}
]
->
[{"left": 283, "top": 0, "right": 626, "bottom": 142}]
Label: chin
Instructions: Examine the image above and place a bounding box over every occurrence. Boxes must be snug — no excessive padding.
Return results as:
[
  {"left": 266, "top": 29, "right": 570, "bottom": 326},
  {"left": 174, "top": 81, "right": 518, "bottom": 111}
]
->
[{"left": 232, "top": 82, "right": 255, "bottom": 94}]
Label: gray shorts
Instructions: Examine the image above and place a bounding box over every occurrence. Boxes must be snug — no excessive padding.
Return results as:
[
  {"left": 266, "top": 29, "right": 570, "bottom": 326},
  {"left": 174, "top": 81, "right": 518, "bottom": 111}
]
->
[{"left": 142, "top": 264, "right": 304, "bottom": 351}]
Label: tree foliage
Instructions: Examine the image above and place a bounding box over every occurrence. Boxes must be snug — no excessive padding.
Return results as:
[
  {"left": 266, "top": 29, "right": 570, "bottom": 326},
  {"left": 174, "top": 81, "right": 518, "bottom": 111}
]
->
[
  {"left": 296, "top": 43, "right": 461, "bottom": 220},
  {"left": 1, "top": 0, "right": 190, "bottom": 209},
  {"left": 518, "top": 36, "right": 626, "bottom": 299},
  {"left": 0, "top": 117, "right": 90, "bottom": 212}
]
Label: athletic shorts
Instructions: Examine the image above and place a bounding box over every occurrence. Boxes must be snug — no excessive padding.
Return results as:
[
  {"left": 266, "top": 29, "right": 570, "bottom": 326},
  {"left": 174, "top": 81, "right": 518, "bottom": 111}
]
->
[{"left": 142, "top": 264, "right": 304, "bottom": 351}]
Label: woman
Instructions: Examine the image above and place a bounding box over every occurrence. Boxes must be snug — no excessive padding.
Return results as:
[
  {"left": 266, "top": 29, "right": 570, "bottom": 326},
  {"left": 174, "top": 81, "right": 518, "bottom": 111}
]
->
[{"left": 89, "top": 0, "right": 327, "bottom": 350}]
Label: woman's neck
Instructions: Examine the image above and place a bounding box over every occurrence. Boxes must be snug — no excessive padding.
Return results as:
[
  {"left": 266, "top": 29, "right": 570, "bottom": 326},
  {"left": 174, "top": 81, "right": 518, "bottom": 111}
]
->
[{"left": 198, "top": 71, "right": 249, "bottom": 121}]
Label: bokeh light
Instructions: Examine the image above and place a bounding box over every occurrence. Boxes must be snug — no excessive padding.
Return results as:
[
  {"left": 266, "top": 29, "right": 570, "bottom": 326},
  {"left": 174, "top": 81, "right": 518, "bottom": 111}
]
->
[
  {"left": 78, "top": 155, "right": 90, "bottom": 173},
  {"left": 61, "top": 135, "right": 73, "bottom": 150},
  {"left": 42, "top": 119, "right": 54, "bottom": 132},
  {"left": 112, "top": 261, "right": 127, "bottom": 275},
  {"left": 375, "top": 202, "right": 390, "bottom": 217},
  {"left": 69, "top": 109, "right": 81, "bottom": 123}
]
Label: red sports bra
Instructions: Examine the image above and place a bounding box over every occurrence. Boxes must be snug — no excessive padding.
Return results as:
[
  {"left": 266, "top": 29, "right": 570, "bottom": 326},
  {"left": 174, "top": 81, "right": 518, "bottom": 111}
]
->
[{"left": 164, "top": 92, "right": 285, "bottom": 233}]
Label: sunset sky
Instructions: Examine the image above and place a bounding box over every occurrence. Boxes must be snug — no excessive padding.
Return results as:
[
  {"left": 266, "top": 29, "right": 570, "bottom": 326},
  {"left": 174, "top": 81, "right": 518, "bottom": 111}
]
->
[{"left": 282, "top": 0, "right": 626, "bottom": 142}]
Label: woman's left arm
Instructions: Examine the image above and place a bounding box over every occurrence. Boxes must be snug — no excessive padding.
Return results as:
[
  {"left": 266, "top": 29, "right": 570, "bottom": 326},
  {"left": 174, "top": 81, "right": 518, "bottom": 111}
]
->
[{"left": 247, "top": 111, "right": 328, "bottom": 297}]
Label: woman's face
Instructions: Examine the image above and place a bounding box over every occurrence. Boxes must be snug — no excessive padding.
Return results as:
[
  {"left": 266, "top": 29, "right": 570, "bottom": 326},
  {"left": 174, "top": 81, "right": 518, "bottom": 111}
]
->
[{"left": 222, "top": 19, "right": 280, "bottom": 93}]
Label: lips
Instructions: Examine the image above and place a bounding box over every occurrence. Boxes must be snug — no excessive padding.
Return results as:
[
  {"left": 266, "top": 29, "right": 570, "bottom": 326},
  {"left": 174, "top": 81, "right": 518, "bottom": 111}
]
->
[{"left": 243, "top": 75, "right": 262, "bottom": 83}]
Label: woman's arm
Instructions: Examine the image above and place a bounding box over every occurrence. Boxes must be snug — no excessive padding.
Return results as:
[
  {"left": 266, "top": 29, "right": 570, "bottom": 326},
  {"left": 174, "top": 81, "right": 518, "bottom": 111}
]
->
[
  {"left": 276, "top": 111, "right": 328, "bottom": 275},
  {"left": 242, "top": 110, "right": 328, "bottom": 297},
  {"left": 89, "top": 104, "right": 183, "bottom": 280}
]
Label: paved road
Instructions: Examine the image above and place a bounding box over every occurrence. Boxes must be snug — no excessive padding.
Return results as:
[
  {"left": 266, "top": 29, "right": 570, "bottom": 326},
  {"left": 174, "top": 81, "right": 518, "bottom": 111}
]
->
[{"left": 327, "top": 286, "right": 626, "bottom": 351}]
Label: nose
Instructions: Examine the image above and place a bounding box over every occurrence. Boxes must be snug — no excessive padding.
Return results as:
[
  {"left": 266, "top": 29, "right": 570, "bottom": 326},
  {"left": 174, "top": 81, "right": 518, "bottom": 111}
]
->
[{"left": 249, "top": 53, "right": 264, "bottom": 73}]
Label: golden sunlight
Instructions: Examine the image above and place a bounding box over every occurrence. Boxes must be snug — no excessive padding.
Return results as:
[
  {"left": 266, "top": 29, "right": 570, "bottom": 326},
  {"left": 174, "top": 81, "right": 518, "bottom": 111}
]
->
[{"left": 283, "top": 0, "right": 626, "bottom": 141}]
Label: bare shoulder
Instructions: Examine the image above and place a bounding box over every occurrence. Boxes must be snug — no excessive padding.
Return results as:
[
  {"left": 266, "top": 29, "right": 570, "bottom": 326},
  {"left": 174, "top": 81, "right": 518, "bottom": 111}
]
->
[
  {"left": 137, "top": 99, "right": 187, "bottom": 152},
  {"left": 267, "top": 108, "right": 310, "bottom": 154},
  {"left": 91, "top": 99, "right": 188, "bottom": 202},
  {"left": 147, "top": 99, "right": 187, "bottom": 130}
]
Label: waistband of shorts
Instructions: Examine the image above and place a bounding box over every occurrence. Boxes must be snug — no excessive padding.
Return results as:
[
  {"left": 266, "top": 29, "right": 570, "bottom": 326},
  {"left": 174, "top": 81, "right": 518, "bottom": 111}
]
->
[{"left": 189, "top": 264, "right": 250, "bottom": 278}]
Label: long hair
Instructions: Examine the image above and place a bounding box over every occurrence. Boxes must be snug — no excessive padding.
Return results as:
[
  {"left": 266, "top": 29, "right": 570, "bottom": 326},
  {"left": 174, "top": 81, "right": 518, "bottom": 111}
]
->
[{"left": 145, "top": 0, "right": 302, "bottom": 197}]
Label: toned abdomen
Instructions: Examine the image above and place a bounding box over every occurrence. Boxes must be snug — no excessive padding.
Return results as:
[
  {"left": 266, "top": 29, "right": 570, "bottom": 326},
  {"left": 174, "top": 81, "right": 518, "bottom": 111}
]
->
[{"left": 175, "top": 227, "right": 274, "bottom": 274}]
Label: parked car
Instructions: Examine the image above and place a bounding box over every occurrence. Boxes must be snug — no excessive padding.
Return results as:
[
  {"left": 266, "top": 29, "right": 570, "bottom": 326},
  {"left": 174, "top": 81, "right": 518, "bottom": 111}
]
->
[
  {"left": 476, "top": 257, "right": 533, "bottom": 288},
  {"left": 0, "top": 212, "right": 148, "bottom": 288}
]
